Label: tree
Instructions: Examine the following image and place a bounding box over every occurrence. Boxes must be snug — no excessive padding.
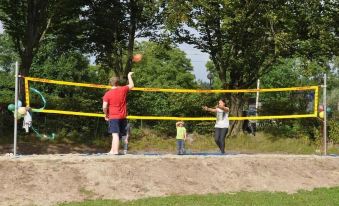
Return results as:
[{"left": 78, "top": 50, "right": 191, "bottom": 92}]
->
[
  {"left": 0, "top": 33, "right": 18, "bottom": 72},
  {"left": 163, "top": 0, "right": 338, "bottom": 136},
  {"left": 127, "top": 42, "right": 215, "bottom": 133},
  {"left": 0, "top": 0, "right": 83, "bottom": 101},
  {"left": 81, "top": 0, "right": 162, "bottom": 79}
]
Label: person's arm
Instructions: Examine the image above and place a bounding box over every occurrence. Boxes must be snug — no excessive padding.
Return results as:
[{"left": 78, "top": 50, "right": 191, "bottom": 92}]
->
[
  {"left": 202, "top": 106, "right": 217, "bottom": 113},
  {"left": 218, "top": 105, "right": 229, "bottom": 112},
  {"left": 127, "top": 72, "right": 134, "bottom": 89},
  {"left": 102, "top": 101, "right": 109, "bottom": 121},
  {"left": 184, "top": 129, "right": 187, "bottom": 140}
]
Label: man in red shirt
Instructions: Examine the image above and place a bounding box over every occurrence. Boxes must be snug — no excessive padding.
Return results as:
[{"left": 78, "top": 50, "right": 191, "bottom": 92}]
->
[{"left": 103, "top": 72, "right": 134, "bottom": 155}]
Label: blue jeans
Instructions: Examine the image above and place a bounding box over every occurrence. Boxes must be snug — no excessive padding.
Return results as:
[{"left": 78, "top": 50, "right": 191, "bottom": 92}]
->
[{"left": 176, "top": 139, "right": 185, "bottom": 155}]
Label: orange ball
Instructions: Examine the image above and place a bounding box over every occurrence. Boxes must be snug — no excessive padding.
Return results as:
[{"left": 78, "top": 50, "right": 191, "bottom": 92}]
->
[{"left": 132, "top": 54, "right": 142, "bottom": 63}]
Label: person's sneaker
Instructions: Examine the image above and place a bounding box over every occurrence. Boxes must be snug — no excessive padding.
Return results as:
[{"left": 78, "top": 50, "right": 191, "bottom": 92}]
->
[{"left": 123, "top": 150, "right": 127, "bottom": 155}]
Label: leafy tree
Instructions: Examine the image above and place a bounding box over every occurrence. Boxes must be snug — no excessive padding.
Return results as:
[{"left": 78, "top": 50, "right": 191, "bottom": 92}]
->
[
  {"left": 0, "top": 0, "right": 84, "bottom": 103},
  {"left": 27, "top": 39, "right": 108, "bottom": 143},
  {"left": 127, "top": 42, "right": 215, "bottom": 134},
  {"left": 0, "top": 32, "right": 17, "bottom": 137},
  {"left": 163, "top": 0, "right": 338, "bottom": 135},
  {"left": 0, "top": 33, "right": 17, "bottom": 72},
  {"left": 81, "top": 0, "right": 162, "bottom": 79}
]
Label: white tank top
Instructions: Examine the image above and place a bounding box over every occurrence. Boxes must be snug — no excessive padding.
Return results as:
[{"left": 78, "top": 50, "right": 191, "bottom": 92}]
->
[{"left": 215, "top": 108, "right": 229, "bottom": 128}]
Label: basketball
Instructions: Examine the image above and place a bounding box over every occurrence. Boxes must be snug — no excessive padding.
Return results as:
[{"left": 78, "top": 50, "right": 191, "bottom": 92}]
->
[{"left": 132, "top": 54, "right": 142, "bottom": 62}]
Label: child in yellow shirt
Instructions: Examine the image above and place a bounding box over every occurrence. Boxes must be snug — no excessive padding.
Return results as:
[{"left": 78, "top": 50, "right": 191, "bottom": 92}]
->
[{"left": 176, "top": 121, "right": 187, "bottom": 155}]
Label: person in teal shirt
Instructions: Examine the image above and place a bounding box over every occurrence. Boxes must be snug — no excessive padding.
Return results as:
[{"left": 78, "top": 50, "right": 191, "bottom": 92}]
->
[{"left": 176, "top": 121, "right": 187, "bottom": 155}]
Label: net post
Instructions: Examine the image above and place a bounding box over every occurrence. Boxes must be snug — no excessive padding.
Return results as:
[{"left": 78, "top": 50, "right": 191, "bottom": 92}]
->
[
  {"left": 13, "top": 61, "right": 19, "bottom": 156},
  {"left": 323, "top": 74, "right": 327, "bottom": 156},
  {"left": 255, "top": 79, "right": 260, "bottom": 127}
]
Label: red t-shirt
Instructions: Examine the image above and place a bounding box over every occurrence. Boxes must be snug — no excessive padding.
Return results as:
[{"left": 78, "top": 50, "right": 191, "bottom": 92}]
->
[{"left": 103, "top": 86, "right": 129, "bottom": 119}]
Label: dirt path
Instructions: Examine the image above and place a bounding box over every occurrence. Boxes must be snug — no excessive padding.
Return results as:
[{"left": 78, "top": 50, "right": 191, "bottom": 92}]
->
[{"left": 0, "top": 154, "right": 339, "bottom": 206}]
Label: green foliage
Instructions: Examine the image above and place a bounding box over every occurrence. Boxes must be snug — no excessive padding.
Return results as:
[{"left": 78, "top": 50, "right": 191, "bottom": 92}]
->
[
  {"left": 128, "top": 42, "right": 216, "bottom": 134},
  {"left": 0, "top": 33, "right": 17, "bottom": 72},
  {"left": 81, "top": 0, "right": 162, "bottom": 77},
  {"left": 0, "top": 0, "right": 82, "bottom": 75},
  {"left": 164, "top": 0, "right": 338, "bottom": 136},
  {"left": 329, "top": 120, "right": 339, "bottom": 144},
  {"left": 60, "top": 187, "right": 339, "bottom": 206},
  {"left": 0, "top": 0, "right": 338, "bottom": 145},
  {"left": 0, "top": 71, "right": 14, "bottom": 104}
]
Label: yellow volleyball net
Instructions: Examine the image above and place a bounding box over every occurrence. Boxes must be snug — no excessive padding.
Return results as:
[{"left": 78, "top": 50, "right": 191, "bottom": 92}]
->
[{"left": 24, "top": 76, "right": 319, "bottom": 121}]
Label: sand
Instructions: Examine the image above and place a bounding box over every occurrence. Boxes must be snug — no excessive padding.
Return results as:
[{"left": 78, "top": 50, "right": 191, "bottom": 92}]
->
[{"left": 0, "top": 153, "right": 339, "bottom": 206}]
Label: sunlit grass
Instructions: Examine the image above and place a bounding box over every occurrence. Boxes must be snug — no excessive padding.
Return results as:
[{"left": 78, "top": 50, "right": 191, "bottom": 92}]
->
[
  {"left": 59, "top": 187, "right": 339, "bottom": 206},
  {"left": 127, "top": 129, "right": 339, "bottom": 155}
]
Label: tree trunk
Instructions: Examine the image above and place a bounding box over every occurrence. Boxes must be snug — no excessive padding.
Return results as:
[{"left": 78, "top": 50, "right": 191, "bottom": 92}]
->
[
  {"left": 18, "top": 54, "right": 34, "bottom": 105},
  {"left": 228, "top": 93, "right": 244, "bottom": 137}
]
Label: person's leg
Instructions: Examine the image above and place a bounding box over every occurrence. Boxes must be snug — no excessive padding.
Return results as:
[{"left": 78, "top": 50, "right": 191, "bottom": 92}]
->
[
  {"left": 214, "top": 128, "right": 222, "bottom": 150},
  {"left": 179, "top": 140, "right": 185, "bottom": 154},
  {"left": 119, "top": 119, "right": 128, "bottom": 137},
  {"left": 218, "top": 128, "right": 228, "bottom": 154},
  {"left": 121, "top": 120, "right": 129, "bottom": 154},
  {"left": 176, "top": 140, "right": 180, "bottom": 154},
  {"left": 252, "top": 123, "right": 256, "bottom": 136},
  {"left": 122, "top": 135, "right": 128, "bottom": 154},
  {"left": 110, "top": 133, "right": 120, "bottom": 154},
  {"left": 178, "top": 140, "right": 182, "bottom": 155},
  {"left": 108, "top": 119, "right": 120, "bottom": 154},
  {"left": 181, "top": 140, "right": 185, "bottom": 154}
]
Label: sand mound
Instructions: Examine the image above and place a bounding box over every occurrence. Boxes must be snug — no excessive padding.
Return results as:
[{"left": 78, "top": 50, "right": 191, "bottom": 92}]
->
[{"left": 0, "top": 154, "right": 339, "bottom": 206}]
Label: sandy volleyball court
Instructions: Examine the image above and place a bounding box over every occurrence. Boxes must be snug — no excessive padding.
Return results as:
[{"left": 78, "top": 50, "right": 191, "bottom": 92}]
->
[{"left": 0, "top": 154, "right": 339, "bottom": 206}]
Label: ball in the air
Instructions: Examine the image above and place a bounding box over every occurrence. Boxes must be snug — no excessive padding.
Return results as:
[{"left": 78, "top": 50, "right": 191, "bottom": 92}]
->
[{"left": 132, "top": 54, "right": 142, "bottom": 63}]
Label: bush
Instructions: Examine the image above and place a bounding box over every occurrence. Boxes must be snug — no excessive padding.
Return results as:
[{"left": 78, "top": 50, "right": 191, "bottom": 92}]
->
[{"left": 329, "top": 120, "right": 339, "bottom": 144}]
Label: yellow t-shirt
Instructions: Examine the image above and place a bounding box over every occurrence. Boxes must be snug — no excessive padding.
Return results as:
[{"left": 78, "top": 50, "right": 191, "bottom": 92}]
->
[{"left": 176, "top": 127, "right": 186, "bottom": 140}]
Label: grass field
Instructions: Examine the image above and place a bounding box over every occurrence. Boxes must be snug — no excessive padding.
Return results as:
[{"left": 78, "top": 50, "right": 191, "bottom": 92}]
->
[
  {"left": 127, "top": 129, "right": 339, "bottom": 155},
  {"left": 59, "top": 187, "right": 339, "bottom": 206}
]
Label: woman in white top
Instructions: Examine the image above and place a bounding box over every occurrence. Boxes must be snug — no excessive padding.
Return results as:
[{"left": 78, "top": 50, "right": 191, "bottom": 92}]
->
[{"left": 202, "top": 99, "right": 229, "bottom": 154}]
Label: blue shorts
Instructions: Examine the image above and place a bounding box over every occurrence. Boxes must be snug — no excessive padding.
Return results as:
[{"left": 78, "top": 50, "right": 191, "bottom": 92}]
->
[{"left": 108, "top": 119, "right": 127, "bottom": 136}]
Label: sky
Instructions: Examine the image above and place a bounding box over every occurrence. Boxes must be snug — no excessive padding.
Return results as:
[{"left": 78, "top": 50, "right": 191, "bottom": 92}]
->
[
  {"left": 0, "top": 21, "right": 209, "bottom": 82},
  {"left": 179, "top": 43, "right": 209, "bottom": 82}
]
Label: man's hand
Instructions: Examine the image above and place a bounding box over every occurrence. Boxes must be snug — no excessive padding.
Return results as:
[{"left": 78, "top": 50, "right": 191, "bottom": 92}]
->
[
  {"left": 202, "top": 106, "right": 208, "bottom": 111},
  {"left": 127, "top": 72, "right": 134, "bottom": 89},
  {"left": 104, "top": 116, "right": 109, "bottom": 121}
]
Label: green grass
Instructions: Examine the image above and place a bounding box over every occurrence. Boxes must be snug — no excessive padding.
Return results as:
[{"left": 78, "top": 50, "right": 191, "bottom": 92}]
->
[
  {"left": 127, "top": 129, "right": 339, "bottom": 155},
  {"left": 224, "top": 133, "right": 317, "bottom": 154},
  {"left": 2, "top": 127, "right": 339, "bottom": 155},
  {"left": 59, "top": 187, "right": 339, "bottom": 206}
]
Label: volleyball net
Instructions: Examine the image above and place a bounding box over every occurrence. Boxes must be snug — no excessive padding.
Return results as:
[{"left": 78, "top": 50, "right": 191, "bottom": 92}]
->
[{"left": 24, "top": 76, "right": 319, "bottom": 121}]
